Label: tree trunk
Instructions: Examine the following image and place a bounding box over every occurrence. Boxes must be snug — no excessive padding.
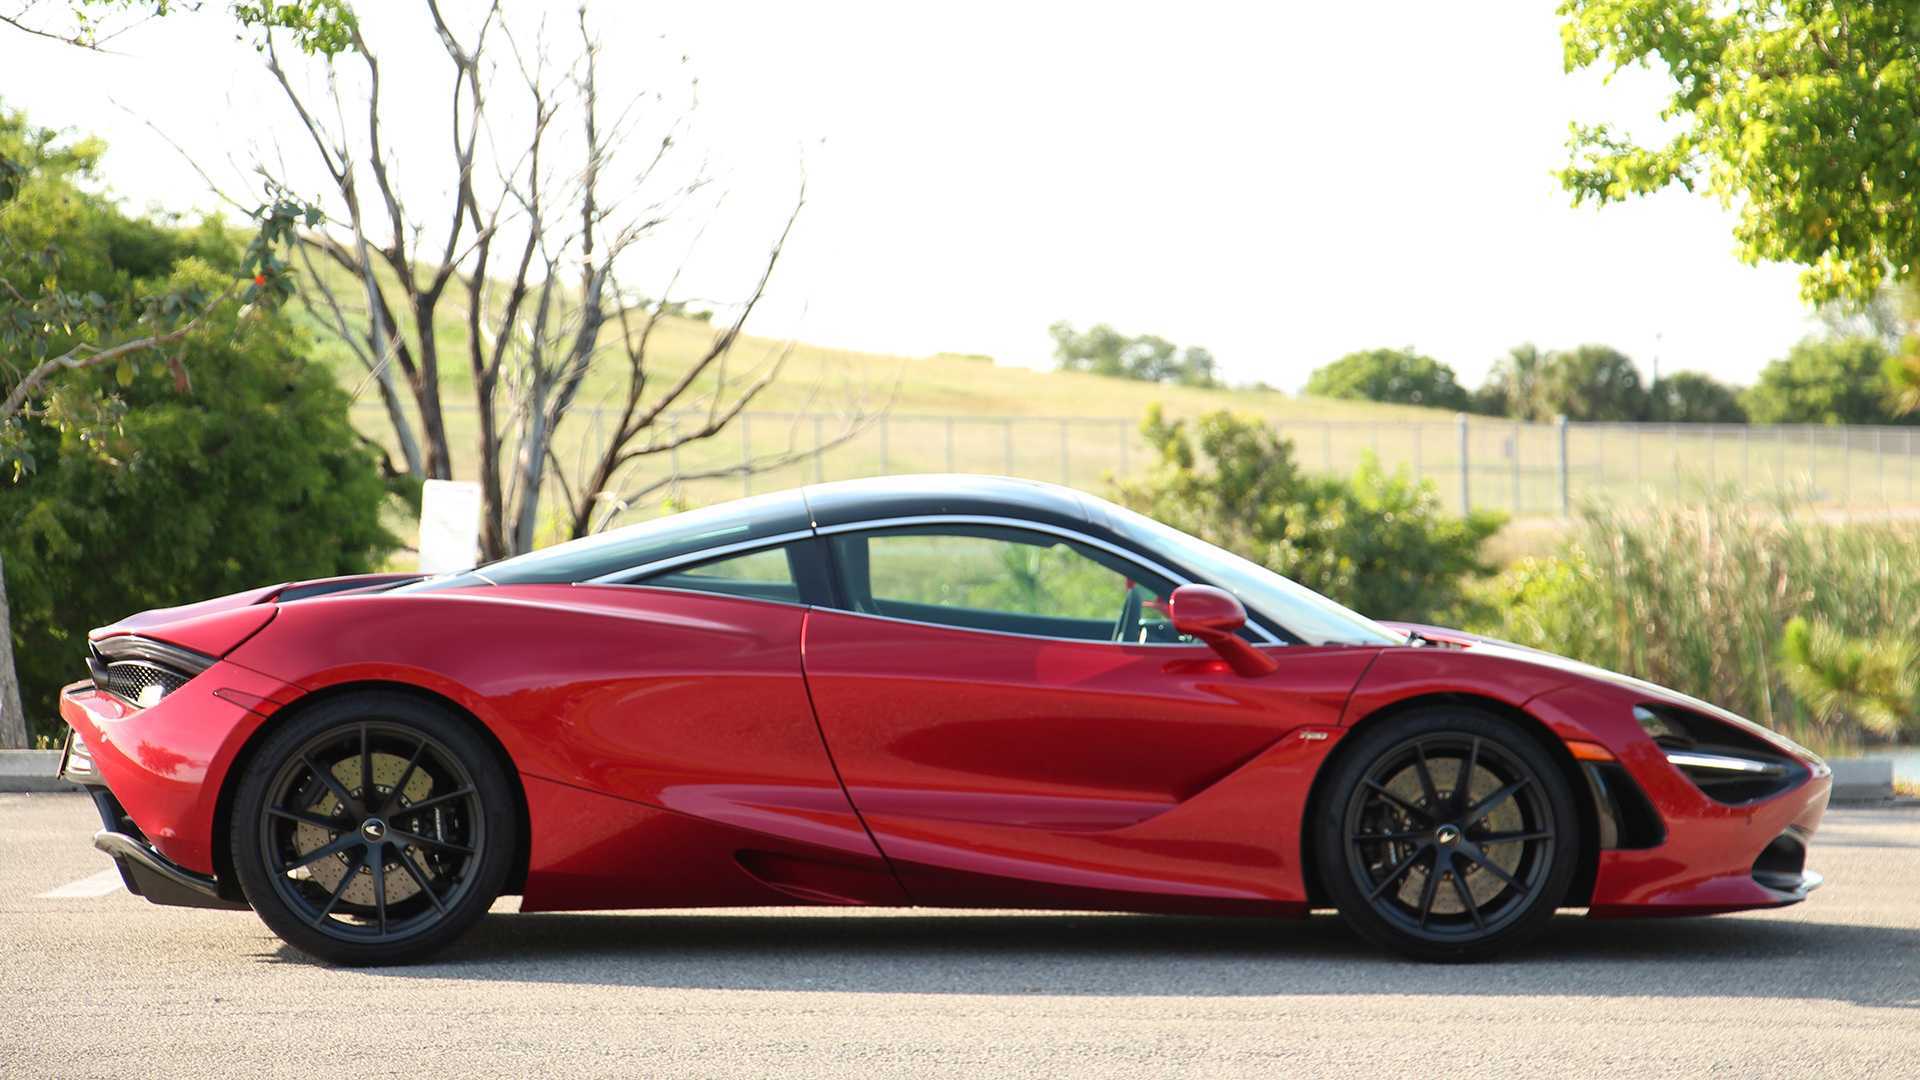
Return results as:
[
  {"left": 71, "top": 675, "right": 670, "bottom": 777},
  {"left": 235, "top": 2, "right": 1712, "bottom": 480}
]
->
[{"left": 0, "top": 551, "right": 29, "bottom": 749}]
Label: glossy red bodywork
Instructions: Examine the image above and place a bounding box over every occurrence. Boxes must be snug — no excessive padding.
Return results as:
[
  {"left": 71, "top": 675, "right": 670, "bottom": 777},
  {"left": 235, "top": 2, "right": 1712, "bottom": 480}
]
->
[{"left": 59, "top": 578, "right": 1831, "bottom": 920}]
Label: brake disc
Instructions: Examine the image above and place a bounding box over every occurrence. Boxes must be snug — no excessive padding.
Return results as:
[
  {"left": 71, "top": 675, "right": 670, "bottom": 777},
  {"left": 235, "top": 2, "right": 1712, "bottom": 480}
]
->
[{"left": 292, "top": 752, "right": 436, "bottom": 905}]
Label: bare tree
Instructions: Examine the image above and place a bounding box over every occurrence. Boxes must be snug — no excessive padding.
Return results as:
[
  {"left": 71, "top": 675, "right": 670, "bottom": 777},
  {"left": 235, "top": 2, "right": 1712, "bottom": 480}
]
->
[{"left": 254, "top": 1, "right": 878, "bottom": 560}]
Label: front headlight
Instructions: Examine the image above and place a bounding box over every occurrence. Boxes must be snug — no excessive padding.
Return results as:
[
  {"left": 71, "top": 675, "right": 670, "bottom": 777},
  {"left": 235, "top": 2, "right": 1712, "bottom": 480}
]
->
[{"left": 1635, "top": 704, "right": 1805, "bottom": 805}]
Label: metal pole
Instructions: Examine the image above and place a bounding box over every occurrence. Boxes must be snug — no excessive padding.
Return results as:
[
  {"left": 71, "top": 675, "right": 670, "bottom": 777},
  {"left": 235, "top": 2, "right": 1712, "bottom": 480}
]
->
[
  {"left": 945, "top": 416, "right": 956, "bottom": 473},
  {"left": 740, "top": 413, "right": 752, "bottom": 497},
  {"left": 1511, "top": 420, "right": 1522, "bottom": 512},
  {"left": 1555, "top": 415, "right": 1569, "bottom": 517},
  {"left": 1457, "top": 413, "right": 1471, "bottom": 513},
  {"left": 1842, "top": 427, "right": 1851, "bottom": 506},
  {"left": 1808, "top": 424, "right": 1816, "bottom": 495},
  {"left": 1877, "top": 428, "right": 1885, "bottom": 502},
  {"left": 1060, "top": 420, "right": 1071, "bottom": 484}
]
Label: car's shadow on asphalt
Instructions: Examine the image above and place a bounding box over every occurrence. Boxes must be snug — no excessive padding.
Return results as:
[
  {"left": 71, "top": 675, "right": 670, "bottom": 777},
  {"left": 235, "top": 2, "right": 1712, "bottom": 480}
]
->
[{"left": 306, "top": 910, "right": 1920, "bottom": 1008}]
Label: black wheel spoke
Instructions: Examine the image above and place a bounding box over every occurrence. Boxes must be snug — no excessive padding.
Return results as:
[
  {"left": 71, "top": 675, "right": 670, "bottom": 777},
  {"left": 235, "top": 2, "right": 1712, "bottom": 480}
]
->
[
  {"left": 359, "top": 723, "right": 373, "bottom": 807},
  {"left": 310, "top": 848, "right": 365, "bottom": 926},
  {"left": 1363, "top": 780, "right": 1433, "bottom": 822},
  {"left": 390, "top": 828, "right": 474, "bottom": 856},
  {"left": 1366, "top": 842, "right": 1431, "bottom": 901},
  {"left": 395, "top": 848, "right": 447, "bottom": 913},
  {"left": 1463, "top": 778, "right": 1530, "bottom": 827},
  {"left": 1475, "top": 830, "right": 1552, "bottom": 845},
  {"left": 383, "top": 738, "right": 429, "bottom": 815},
  {"left": 1449, "top": 857, "right": 1486, "bottom": 930},
  {"left": 303, "top": 754, "right": 362, "bottom": 819},
  {"left": 1463, "top": 846, "right": 1524, "bottom": 891},
  {"left": 1415, "top": 853, "right": 1440, "bottom": 928},
  {"left": 1411, "top": 743, "right": 1442, "bottom": 808},
  {"left": 403, "top": 786, "right": 475, "bottom": 814},
  {"left": 1455, "top": 736, "right": 1480, "bottom": 814},
  {"left": 267, "top": 806, "right": 347, "bottom": 831},
  {"left": 281, "top": 832, "right": 358, "bottom": 873},
  {"left": 1355, "top": 829, "right": 1428, "bottom": 843},
  {"left": 370, "top": 846, "right": 387, "bottom": 935}
]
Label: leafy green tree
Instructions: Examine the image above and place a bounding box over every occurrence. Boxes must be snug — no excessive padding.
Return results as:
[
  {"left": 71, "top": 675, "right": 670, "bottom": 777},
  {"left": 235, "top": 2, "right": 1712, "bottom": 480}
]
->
[
  {"left": 1559, "top": 1, "right": 1920, "bottom": 307},
  {"left": 1648, "top": 371, "right": 1747, "bottom": 423},
  {"left": 1113, "top": 405, "right": 1504, "bottom": 623},
  {"left": 1742, "top": 338, "right": 1895, "bottom": 424},
  {"left": 1048, "top": 322, "right": 1219, "bottom": 388},
  {"left": 1, "top": 106, "right": 390, "bottom": 744},
  {"left": 1475, "top": 344, "right": 1546, "bottom": 417},
  {"left": 2, "top": 0, "right": 354, "bottom": 55},
  {"left": 1304, "top": 347, "right": 1471, "bottom": 410},
  {"left": 1536, "top": 344, "right": 1648, "bottom": 422}
]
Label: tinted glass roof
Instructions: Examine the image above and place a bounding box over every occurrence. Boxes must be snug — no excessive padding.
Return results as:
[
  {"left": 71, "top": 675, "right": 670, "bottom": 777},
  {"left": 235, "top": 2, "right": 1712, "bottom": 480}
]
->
[
  {"left": 469, "top": 490, "right": 811, "bottom": 585},
  {"left": 801, "top": 474, "right": 1090, "bottom": 530}
]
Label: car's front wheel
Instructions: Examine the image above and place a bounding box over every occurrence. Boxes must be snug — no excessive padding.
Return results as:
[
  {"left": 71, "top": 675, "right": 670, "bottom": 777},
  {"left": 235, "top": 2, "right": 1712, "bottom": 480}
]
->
[
  {"left": 230, "top": 691, "right": 518, "bottom": 966},
  {"left": 1314, "top": 707, "right": 1580, "bottom": 962}
]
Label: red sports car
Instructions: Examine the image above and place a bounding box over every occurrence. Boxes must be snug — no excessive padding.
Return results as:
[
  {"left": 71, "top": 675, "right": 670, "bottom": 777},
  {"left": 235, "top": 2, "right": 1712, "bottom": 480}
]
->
[{"left": 57, "top": 475, "right": 1831, "bottom": 964}]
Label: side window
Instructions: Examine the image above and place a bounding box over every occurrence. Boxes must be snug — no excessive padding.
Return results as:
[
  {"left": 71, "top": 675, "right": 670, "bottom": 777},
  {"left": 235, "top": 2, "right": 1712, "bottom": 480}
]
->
[
  {"left": 638, "top": 545, "right": 801, "bottom": 604},
  {"left": 830, "top": 526, "right": 1182, "bottom": 642}
]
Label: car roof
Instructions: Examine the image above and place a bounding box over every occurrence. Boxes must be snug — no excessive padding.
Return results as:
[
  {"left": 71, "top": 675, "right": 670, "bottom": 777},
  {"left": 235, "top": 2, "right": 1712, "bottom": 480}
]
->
[{"left": 801, "top": 474, "right": 1091, "bottom": 531}]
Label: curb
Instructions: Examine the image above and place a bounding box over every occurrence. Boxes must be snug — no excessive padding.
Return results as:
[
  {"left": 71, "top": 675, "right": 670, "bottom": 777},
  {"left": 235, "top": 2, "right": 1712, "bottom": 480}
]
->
[
  {"left": 1828, "top": 757, "right": 1896, "bottom": 804},
  {"left": 0, "top": 749, "right": 78, "bottom": 793}
]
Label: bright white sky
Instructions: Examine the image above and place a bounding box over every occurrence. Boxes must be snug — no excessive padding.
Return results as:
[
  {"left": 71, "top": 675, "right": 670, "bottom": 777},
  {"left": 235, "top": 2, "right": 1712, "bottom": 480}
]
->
[{"left": 2, "top": 1, "right": 1822, "bottom": 392}]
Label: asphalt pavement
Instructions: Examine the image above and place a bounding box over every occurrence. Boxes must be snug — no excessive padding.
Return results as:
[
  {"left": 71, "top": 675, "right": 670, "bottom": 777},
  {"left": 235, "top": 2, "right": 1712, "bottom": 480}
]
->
[{"left": 3, "top": 791, "right": 1917, "bottom": 1079}]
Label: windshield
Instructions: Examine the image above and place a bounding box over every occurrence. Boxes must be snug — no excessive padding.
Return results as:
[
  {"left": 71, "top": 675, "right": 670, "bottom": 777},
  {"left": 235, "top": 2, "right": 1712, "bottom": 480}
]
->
[{"left": 1099, "top": 501, "right": 1405, "bottom": 646}]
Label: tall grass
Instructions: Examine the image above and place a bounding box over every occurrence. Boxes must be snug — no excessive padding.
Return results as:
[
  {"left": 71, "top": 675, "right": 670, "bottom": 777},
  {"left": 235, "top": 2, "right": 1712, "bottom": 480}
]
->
[{"left": 1469, "top": 495, "right": 1920, "bottom": 752}]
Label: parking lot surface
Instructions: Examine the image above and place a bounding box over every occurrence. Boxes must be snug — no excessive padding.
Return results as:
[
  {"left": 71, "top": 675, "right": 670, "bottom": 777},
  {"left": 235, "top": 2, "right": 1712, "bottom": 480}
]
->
[{"left": 3, "top": 792, "right": 1917, "bottom": 1078}]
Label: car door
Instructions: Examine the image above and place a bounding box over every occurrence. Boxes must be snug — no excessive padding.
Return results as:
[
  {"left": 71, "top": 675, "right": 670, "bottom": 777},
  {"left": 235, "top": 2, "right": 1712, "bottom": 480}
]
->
[{"left": 801, "top": 521, "right": 1382, "bottom": 912}]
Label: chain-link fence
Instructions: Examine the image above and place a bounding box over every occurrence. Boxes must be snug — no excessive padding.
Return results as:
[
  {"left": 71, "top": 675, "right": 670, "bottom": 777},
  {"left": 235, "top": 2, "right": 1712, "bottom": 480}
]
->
[{"left": 353, "top": 403, "right": 1920, "bottom": 519}]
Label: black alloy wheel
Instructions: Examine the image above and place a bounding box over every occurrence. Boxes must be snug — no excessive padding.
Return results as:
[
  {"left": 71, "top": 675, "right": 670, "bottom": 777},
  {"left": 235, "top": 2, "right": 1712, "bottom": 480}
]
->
[
  {"left": 231, "top": 692, "right": 517, "bottom": 966},
  {"left": 1314, "top": 707, "right": 1579, "bottom": 962}
]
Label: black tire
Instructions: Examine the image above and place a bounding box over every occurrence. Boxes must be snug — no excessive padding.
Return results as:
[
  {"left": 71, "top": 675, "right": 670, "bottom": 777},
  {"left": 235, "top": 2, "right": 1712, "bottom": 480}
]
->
[
  {"left": 230, "top": 691, "right": 518, "bottom": 966},
  {"left": 1313, "top": 707, "right": 1580, "bottom": 962}
]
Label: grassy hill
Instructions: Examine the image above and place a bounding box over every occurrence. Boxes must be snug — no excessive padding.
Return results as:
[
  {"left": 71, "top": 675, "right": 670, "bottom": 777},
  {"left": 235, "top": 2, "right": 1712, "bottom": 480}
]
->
[{"left": 296, "top": 262, "right": 1919, "bottom": 561}]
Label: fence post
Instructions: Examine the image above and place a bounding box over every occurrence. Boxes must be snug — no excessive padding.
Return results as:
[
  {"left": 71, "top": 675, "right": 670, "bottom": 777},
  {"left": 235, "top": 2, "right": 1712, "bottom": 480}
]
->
[
  {"left": 1555, "top": 415, "right": 1569, "bottom": 517},
  {"left": 1412, "top": 424, "right": 1423, "bottom": 481},
  {"left": 1117, "top": 420, "right": 1129, "bottom": 476},
  {"left": 1741, "top": 425, "right": 1750, "bottom": 491},
  {"left": 1510, "top": 420, "right": 1522, "bottom": 512},
  {"left": 1003, "top": 419, "right": 1014, "bottom": 474},
  {"left": 878, "top": 414, "right": 889, "bottom": 474},
  {"left": 740, "top": 413, "right": 752, "bottom": 497},
  {"left": 1876, "top": 427, "right": 1885, "bottom": 502},
  {"left": 1323, "top": 423, "right": 1333, "bottom": 472},
  {"left": 1060, "top": 420, "right": 1071, "bottom": 484},
  {"left": 945, "top": 416, "right": 956, "bottom": 473},
  {"left": 1456, "top": 413, "right": 1471, "bottom": 513}
]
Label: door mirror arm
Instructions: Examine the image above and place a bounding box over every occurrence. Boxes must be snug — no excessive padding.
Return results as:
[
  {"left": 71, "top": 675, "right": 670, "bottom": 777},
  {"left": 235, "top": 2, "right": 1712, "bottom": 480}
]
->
[{"left": 1168, "top": 585, "right": 1280, "bottom": 677}]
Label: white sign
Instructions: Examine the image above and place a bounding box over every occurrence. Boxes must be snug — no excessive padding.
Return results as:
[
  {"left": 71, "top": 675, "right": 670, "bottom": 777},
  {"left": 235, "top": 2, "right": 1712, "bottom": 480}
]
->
[{"left": 418, "top": 480, "right": 483, "bottom": 574}]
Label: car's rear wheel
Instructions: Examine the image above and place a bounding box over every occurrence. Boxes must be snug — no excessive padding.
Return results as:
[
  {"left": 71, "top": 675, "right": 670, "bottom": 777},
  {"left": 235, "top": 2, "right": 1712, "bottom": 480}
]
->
[
  {"left": 1314, "top": 707, "right": 1579, "bottom": 962},
  {"left": 230, "top": 692, "right": 517, "bottom": 966}
]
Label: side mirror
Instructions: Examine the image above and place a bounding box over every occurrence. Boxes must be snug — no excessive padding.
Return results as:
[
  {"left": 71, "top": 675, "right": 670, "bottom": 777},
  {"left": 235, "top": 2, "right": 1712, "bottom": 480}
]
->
[{"left": 1169, "top": 584, "right": 1279, "bottom": 677}]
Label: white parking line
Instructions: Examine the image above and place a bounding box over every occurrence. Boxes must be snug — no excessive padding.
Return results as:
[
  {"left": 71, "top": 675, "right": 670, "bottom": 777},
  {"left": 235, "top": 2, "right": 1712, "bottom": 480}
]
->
[{"left": 39, "top": 868, "right": 124, "bottom": 899}]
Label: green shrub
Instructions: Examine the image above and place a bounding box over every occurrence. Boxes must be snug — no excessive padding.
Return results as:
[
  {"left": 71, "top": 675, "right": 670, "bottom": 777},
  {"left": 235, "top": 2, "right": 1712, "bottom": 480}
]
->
[
  {"left": 1469, "top": 496, "right": 1920, "bottom": 749},
  {"left": 3, "top": 263, "right": 399, "bottom": 743},
  {"left": 1113, "top": 405, "right": 1504, "bottom": 623}
]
